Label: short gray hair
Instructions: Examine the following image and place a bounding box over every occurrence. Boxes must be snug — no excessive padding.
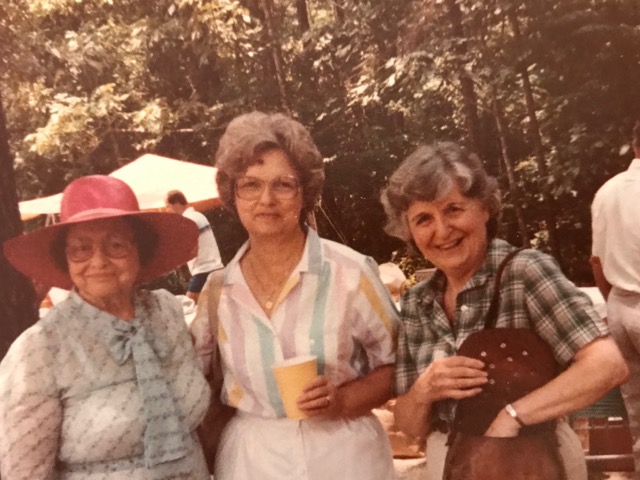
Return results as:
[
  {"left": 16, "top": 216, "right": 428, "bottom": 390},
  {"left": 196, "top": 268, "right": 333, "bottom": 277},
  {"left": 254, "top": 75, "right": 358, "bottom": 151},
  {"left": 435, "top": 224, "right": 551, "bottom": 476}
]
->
[
  {"left": 380, "top": 141, "right": 501, "bottom": 243},
  {"left": 214, "top": 111, "right": 325, "bottom": 224}
]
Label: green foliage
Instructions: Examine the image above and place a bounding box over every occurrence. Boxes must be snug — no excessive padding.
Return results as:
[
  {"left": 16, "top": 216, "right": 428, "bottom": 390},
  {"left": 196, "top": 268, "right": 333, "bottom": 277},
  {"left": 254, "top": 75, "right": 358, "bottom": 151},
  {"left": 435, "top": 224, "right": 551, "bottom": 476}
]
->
[{"left": 3, "top": 0, "right": 640, "bottom": 284}]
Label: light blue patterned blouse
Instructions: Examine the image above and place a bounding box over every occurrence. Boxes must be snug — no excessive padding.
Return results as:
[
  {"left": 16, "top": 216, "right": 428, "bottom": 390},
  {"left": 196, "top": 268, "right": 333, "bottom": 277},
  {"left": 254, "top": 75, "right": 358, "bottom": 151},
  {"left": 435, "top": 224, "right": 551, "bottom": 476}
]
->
[{"left": 0, "top": 289, "right": 211, "bottom": 480}]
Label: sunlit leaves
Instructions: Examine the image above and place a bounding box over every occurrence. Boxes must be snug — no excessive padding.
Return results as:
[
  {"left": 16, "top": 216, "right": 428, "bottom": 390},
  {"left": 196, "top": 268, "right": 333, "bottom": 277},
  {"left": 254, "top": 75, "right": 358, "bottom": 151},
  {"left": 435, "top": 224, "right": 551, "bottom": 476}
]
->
[
  {"left": 2, "top": 0, "right": 640, "bottom": 280},
  {"left": 24, "top": 92, "right": 98, "bottom": 157}
]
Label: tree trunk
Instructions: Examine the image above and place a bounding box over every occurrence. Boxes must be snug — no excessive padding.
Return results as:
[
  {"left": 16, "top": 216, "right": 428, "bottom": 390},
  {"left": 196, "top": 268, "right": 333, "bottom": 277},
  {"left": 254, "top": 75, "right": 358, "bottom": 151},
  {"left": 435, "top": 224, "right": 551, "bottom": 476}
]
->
[
  {"left": 443, "top": 0, "right": 483, "bottom": 159},
  {"left": 0, "top": 89, "right": 37, "bottom": 360},
  {"left": 296, "top": 0, "right": 310, "bottom": 33},
  {"left": 491, "top": 94, "right": 531, "bottom": 247},
  {"left": 507, "top": 9, "right": 562, "bottom": 265},
  {"left": 260, "top": 0, "right": 292, "bottom": 114}
]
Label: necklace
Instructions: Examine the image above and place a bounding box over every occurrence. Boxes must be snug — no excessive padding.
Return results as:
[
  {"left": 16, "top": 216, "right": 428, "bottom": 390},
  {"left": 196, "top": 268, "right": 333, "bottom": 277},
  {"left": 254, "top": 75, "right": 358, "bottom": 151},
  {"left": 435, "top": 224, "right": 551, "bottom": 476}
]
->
[
  {"left": 247, "top": 256, "right": 279, "bottom": 310},
  {"left": 246, "top": 252, "right": 298, "bottom": 311}
]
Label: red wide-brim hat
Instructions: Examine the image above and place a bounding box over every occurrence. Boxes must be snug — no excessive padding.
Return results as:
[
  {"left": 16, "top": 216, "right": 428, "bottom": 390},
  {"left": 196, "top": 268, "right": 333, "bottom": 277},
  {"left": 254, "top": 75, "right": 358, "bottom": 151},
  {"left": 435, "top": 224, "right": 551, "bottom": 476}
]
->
[{"left": 3, "top": 175, "right": 199, "bottom": 289}]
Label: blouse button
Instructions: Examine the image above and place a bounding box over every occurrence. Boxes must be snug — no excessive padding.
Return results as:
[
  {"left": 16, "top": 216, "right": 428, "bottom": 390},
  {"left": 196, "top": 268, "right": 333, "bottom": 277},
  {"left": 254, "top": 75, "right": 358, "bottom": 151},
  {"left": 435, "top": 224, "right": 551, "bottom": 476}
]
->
[
  {"left": 310, "top": 339, "right": 316, "bottom": 346},
  {"left": 500, "top": 343, "right": 507, "bottom": 348},
  {"left": 460, "top": 305, "right": 469, "bottom": 312}
]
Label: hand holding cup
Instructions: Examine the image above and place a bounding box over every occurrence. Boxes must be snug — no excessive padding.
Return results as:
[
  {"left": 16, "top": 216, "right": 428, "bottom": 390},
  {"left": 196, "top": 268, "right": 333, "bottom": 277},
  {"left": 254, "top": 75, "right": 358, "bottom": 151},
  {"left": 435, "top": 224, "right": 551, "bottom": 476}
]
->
[
  {"left": 272, "top": 355, "right": 318, "bottom": 419},
  {"left": 296, "top": 375, "right": 340, "bottom": 418}
]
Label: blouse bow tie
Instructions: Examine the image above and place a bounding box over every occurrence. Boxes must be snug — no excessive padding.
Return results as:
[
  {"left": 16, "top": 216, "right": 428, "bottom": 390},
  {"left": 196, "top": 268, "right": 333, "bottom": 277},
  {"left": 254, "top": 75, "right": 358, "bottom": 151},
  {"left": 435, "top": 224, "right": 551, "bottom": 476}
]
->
[
  {"left": 108, "top": 323, "right": 167, "bottom": 365},
  {"left": 106, "top": 320, "right": 188, "bottom": 471}
]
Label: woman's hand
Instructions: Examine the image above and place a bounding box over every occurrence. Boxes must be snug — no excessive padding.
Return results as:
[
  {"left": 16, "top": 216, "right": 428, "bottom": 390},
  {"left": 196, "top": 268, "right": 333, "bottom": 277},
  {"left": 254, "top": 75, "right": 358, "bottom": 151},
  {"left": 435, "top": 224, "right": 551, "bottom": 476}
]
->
[
  {"left": 411, "top": 355, "right": 488, "bottom": 404},
  {"left": 484, "top": 337, "right": 628, "bottom": 431},
  {"left": 393, "top": 356, "right": 487, "bottom": 438},
  {"left": 483, "top": 408, "right": 521, "bottom": 438},
  {"left": 296, "top": 375, "right": 342, "bottom": 418}
]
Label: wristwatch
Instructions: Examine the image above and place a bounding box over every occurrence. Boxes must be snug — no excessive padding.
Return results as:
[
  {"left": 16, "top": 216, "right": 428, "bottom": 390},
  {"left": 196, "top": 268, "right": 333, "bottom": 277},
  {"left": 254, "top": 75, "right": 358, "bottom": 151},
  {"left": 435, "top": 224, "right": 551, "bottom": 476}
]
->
[{"left": 505, "top": 403, "right": 527, "bottom": 428}]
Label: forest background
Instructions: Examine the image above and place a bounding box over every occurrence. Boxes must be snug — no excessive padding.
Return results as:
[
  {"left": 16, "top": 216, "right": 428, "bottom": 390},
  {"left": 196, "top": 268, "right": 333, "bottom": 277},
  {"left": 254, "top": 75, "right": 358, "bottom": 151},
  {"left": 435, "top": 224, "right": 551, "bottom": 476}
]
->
[{"left": 1, "top": 0, "right": 640, "bottom": 357}]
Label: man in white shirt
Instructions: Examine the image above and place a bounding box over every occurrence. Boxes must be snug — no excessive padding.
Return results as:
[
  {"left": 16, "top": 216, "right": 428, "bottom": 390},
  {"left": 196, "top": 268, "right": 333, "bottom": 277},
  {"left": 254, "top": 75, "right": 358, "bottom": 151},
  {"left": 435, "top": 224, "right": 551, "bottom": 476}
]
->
[
  {"left": 591, "top": 121, "right": 640, "bottom": 474},
  {"left": 165, "top": 190, "right": 223, "bottom": 303}
]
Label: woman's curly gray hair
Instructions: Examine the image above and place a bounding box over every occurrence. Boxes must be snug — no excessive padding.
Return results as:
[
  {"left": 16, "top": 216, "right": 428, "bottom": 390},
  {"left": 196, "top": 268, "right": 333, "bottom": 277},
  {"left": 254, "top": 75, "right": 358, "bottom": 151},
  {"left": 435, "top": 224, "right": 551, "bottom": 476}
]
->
[
  {"left": 214, "top": 111, "right": 325, "bottom": 224},
  {"left": 380, "top": 141, "right": 501, "bottom": 245}
]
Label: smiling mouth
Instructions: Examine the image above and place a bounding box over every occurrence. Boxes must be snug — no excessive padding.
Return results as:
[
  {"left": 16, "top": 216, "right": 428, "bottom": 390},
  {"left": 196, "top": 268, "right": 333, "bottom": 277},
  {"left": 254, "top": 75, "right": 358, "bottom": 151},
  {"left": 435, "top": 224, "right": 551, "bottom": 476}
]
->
[
  {"left": 437, "top": 238, "right": 464, "bottom": 250},
  {"left": 87, "top": 274, "right": 115, "bottom": 280}
]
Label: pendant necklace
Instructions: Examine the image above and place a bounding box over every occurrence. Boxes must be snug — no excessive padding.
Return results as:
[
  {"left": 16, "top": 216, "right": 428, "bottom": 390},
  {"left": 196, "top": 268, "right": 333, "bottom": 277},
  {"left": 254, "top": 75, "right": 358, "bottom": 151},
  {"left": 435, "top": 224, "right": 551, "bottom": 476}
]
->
[
  {"left": 247, "top": 254, "right": 291, "bottom": 311},
  {"left": 245, "top": 236, "right": 305, "bottom": 312}
]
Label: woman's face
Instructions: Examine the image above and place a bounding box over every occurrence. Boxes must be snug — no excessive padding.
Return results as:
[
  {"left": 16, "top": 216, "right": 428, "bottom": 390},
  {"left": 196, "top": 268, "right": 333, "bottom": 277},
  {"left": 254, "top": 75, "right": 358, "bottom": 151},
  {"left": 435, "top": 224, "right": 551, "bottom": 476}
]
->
[
  {"left": 66, "top": 217, "right": 141, "bottom": 304},
  {"left": 235, "top": 148, "right": 303, "bottom": 239},
  {"left": 406, "top": 184, "right": 490, "bottom": 282}
]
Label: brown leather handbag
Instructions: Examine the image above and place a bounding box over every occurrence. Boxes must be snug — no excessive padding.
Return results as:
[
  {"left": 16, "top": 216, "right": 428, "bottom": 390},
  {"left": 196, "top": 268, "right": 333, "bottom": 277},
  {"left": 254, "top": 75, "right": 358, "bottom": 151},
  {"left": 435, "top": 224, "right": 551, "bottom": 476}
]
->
[{"left": 442, "top": 249, "right": 566, "bottom": 480}]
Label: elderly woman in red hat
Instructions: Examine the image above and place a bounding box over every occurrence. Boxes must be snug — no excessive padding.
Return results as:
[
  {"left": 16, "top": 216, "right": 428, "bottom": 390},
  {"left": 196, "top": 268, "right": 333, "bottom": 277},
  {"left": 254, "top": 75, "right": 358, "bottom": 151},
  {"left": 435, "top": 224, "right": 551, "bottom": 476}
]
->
[{"left": 0, "top": 176, "right": 211, "bottom": 480}]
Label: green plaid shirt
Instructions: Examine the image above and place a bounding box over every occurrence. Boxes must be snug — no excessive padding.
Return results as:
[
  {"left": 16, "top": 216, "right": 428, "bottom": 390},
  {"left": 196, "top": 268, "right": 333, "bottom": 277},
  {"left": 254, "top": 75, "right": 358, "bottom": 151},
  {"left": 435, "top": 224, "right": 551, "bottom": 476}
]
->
[{"left": 395, "top": 239, "right": 608, "bottom": 424}]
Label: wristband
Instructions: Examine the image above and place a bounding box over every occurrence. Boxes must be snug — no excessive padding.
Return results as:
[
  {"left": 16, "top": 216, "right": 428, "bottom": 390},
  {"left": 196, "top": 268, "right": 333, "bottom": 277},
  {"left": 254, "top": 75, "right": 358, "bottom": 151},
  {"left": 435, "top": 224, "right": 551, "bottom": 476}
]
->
[{"left": 505, "top": 403, "right": 527, "bottom": 428}]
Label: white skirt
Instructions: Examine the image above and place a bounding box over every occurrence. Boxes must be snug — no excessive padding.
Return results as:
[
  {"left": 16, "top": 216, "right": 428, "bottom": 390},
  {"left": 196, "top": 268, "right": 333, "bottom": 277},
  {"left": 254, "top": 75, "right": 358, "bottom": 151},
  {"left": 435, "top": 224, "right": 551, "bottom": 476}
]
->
[
  {"left": 214, "top": 411, "right": 395, "bottom": 480},
  {"left": 423, "top": 420, "right": 587, "bottom": 480}
]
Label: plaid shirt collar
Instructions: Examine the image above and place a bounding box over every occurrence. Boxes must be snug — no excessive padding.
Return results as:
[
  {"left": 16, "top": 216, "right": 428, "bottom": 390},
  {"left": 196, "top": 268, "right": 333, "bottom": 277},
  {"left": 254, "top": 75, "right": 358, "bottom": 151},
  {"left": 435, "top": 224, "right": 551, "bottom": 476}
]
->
[{"left": 414, "top": 238, "right": 515, "bottom": 307}]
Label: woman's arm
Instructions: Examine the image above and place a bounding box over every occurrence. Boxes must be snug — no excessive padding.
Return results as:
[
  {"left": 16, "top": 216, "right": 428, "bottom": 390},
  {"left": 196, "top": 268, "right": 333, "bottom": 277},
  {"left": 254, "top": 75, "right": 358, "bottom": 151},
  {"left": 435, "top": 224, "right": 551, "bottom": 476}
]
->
[
  {"left": 297, "top": 257, "right": 400, "bottom": 418},
  {"left": 297, "top": 364, "right": 394, "bottom": 418},
  {"left": 486, "top": 336, "right": 628, "bottom": 437},
  {"left": 394, "top": 381, "right": 432, "bottom": 439},
  {"left": 0, "top": 327, "right": 62, "bottom": 479},
  {"left": 189, "top": 273, "right": 225, "bottom": 375},
  {"left": 485, "top": 251, "right": 629, "bottom": 436},
  {"left": 0, "top": 395, "right": 62, "bottom": 479},
  {"left": 394, "top": 356, "right": 488, "bottom": 438}
]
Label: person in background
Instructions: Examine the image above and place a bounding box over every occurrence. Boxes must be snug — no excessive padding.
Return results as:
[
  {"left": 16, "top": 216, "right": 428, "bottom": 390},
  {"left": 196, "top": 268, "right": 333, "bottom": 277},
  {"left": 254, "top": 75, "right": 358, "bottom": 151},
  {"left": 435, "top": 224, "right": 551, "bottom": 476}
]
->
[
  {"left": 165, "top": 190, "right": 224, "bottom": 304},
  {"left": 591, "top": 120, "right": 640, "bottom": 474},
  {"left": 191, "top": 111, "right": 398, "bottom": 480},
  {"left": 0, "top": 175, "right": 211, "bottom": 479},
  {"left": 378, "top": 261, "right": 408, "bottom": 304},
  {"left": 380, "top": 141, "right": 628, "bottom": 480}
]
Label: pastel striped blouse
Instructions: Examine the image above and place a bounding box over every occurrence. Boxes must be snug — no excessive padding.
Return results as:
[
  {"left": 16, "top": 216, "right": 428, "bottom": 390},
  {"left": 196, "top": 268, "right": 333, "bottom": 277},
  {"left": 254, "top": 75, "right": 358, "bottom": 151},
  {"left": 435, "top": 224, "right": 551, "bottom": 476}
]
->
[{"left": 193, "top": 228, "right": 398, "bottom": 418}]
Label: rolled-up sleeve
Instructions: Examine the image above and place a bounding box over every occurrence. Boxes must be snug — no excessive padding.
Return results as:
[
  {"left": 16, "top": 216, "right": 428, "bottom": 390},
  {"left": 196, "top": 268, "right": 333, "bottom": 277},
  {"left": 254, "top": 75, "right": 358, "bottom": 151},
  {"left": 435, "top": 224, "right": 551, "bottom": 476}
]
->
[
  {"left": 521, "top": 251, "right": 609, "bottom": 365},
  {"left": 349, "top": 257, "right": 398, "bottom": 370}
]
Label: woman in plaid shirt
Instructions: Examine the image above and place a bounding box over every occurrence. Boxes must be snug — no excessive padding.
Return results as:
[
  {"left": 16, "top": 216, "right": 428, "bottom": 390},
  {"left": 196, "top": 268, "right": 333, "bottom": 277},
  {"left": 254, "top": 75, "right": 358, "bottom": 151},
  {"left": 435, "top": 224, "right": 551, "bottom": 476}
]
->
[{"left": 380, "top": 141, "right": 628, "bottom": 480}]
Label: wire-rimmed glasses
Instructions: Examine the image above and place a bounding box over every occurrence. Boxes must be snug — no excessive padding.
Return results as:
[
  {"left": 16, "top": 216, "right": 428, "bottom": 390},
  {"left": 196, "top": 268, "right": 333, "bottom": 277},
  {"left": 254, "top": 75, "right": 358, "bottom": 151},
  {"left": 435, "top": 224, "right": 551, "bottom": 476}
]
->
[
  {"left": 65, "top": 233, "right": 135, "bottom": 263},
  {"left": 235, "top": 175, "right": 300, "bottom": 201}
]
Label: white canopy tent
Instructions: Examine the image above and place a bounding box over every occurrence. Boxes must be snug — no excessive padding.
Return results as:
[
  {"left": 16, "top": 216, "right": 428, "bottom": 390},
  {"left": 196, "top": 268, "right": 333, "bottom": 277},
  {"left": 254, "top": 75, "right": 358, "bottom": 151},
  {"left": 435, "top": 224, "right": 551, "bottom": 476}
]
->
[{"left": 19, "top": 154, "right": 220, "bottom": 221}]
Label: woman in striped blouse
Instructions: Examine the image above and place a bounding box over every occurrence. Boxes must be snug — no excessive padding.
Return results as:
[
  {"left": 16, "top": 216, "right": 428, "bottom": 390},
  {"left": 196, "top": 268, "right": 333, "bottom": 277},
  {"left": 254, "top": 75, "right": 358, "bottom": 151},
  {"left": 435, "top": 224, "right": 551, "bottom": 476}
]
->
[{"left": 191, "top": 111, "right": 399, "bottom": 480}]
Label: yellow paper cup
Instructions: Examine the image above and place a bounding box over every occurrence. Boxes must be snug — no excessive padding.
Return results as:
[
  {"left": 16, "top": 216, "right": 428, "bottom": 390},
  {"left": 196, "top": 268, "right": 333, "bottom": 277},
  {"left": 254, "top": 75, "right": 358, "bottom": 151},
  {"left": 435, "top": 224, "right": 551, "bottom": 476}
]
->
[{"left": 272, "top": 355, "right": 318, "bottom": 419}]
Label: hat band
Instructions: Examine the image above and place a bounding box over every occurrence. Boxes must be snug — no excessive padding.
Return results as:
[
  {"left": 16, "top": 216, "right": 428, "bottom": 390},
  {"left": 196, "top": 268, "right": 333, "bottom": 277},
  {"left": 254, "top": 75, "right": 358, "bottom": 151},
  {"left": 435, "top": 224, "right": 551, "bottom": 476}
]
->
[{"left": 64, "top": 207, "right": 138, "bottom": 223}]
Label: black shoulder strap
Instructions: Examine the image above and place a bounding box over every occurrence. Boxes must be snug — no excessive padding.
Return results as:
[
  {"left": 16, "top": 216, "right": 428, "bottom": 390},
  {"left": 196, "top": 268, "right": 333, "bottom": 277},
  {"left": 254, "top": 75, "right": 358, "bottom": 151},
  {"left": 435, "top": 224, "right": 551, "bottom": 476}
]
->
[{"left": 483, "top": 247, "right": 524, "bottom": 330}]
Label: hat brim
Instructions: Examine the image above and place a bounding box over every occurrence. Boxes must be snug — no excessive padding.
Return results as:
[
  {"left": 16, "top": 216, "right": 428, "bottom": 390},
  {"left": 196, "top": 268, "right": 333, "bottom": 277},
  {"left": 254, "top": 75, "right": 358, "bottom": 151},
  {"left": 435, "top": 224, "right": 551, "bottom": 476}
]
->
[{"left": 3, "top": 211, "right": 199, "bottom": 289}]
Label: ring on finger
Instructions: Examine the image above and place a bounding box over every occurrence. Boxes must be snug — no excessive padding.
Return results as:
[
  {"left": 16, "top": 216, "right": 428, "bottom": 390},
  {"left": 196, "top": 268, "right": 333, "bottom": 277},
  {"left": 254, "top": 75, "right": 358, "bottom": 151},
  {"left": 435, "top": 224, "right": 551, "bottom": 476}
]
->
[{"left": 325, "top": 395, "right": 331, "bottom": 406}]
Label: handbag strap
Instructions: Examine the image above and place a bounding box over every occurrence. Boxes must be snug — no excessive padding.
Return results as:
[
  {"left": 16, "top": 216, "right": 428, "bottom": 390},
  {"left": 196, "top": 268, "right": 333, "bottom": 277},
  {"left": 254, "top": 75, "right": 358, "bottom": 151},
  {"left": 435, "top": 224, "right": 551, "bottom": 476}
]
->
[
  {"left": 482, "top": 247, "right": 524, "bottom": 330},
  {"left": 205, "top": 269, "right": 225, "bottom": 379},
  {"left": 196, "top": 269, "right": 234, "bottom": 475}
]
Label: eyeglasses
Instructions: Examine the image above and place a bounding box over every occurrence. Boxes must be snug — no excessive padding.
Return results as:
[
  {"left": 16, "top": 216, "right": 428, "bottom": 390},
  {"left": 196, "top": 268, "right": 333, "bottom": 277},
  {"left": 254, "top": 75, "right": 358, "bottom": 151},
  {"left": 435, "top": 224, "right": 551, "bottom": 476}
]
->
[
  {"left": 65, "top": 234, "right": 135, "bottom": 263},
  {"left": 235, "top": 176, "right": 300, "bottom": 201}
]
